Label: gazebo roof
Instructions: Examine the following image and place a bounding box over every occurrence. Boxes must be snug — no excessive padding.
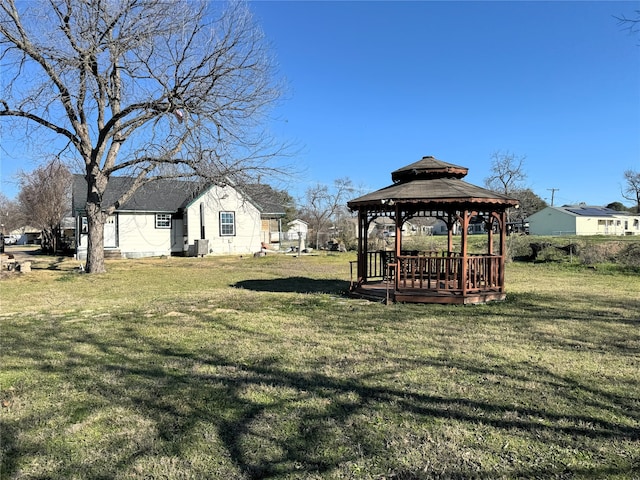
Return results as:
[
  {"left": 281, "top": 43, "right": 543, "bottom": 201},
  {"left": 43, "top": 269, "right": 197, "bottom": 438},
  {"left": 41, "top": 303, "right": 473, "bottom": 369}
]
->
[
  {"left": 391, "top": 156, "right": 468, "bottom": 182},
  {"left": 348, "top": 156, "right": 519, "bottom": 209}
]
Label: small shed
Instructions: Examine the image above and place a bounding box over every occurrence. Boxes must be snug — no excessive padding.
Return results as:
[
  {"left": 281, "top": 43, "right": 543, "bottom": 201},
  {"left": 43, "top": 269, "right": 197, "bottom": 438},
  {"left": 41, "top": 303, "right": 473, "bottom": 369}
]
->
[
  {"left": 347, "top": 156, "right": 519, "bottom": 304},
  {"left": 286, "top": 219, "right": 309, "bottom": 241}
]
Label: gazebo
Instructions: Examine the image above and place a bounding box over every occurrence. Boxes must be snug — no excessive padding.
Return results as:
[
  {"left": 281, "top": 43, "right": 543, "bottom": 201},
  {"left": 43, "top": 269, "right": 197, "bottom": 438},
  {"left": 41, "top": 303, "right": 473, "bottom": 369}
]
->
[{"left": 347, "top": 156, "right": 519, "bottom": 304}]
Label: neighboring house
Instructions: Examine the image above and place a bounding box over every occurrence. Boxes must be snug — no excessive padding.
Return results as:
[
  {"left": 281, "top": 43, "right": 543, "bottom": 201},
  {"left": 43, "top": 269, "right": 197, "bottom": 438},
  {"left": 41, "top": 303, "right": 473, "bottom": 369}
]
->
[
  {"left": 9, "top": 226, "right": 41, "bottom": 245},
  {"left": 60, "top": 217, "right": 76, "bottom": 248},
  {"left": 431, "top": 219, "right": 461, "bottom": 236},
  {"left": 370, "top": 217, "right": 419, "bottom": 238},
  {"left": 285, "top": 219, "right": 308, "bottom": 241},
  {"left": 527, "top": 205, "right": 640, "bottom": 236},
  {"left": 72, "top": 176, "right": 285, "bottom": 259},
  {"left": 241, "top": 183, "right": 289, "bottom": 245}
]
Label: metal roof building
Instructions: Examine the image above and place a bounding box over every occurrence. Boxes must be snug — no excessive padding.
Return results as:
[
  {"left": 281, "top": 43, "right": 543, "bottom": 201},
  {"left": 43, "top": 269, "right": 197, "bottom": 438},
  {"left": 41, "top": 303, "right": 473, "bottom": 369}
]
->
[{"left": 527, "top": 205, "right": 640, "bottom": 236}]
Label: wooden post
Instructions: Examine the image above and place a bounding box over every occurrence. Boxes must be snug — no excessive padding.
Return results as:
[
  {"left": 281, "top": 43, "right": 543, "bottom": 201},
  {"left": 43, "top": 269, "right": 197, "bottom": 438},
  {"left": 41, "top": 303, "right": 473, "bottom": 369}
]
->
[
  {"left": 394, "top": 204, "right": 401, "bottom": 258},
  {"left": 460, "top": 210, "right": 470, "bottom": 297},
  {"left": 487, "top": 215, "right": 495, "bottom": 255},
  {"left": 358, "top": 208, "right": 367, "bottom": 283},
  {"left": 499, "top": 210, "right": 507, "bottom": 292},
  {"left": 487, "top": 214, "right": 497, "bottom": 286},
  {"left": 447, "top": 212, "right": 454, "bottom": 254},
  {"left": 394, "top": 203, "right": 401, "bottom": 291}
]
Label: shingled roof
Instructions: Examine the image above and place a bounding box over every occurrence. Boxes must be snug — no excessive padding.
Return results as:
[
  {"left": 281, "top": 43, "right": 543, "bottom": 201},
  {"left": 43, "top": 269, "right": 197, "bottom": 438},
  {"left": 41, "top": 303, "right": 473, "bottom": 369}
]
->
[
  {"left": 348, "top": 156, "right": 519, "bottom": 208},
  {"left": 72, "top": 175, "right": 286, "bottom": 216},
  {"left": 239, "top": 183, "right": 287, "bottom": 216},
  {"left": 72, "top": 175, "right": 200, "bottom": 213},
  {"left": 391, "top": 156, "right": 468, "bottom": 182}
]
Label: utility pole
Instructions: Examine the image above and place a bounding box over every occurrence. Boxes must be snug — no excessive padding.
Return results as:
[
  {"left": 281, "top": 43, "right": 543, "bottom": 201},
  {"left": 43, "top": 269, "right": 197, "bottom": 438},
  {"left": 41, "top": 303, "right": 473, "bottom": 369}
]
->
[{"left": 547, "top": 188, "right": 559, "bottom": 206}]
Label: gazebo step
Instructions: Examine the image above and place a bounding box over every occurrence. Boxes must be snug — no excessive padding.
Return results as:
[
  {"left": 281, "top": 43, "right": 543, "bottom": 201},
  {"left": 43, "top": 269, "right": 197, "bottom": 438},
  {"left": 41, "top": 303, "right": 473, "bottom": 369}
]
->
[{"left": 395, "top": 290, "right": 505, "bottom": 305}]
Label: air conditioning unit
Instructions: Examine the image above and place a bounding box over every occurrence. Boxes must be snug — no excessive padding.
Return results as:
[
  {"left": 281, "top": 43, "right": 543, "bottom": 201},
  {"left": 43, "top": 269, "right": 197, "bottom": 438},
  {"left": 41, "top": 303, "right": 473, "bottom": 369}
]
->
[{"left": 194, "top": 239, "right": 209, "bottom": 257}]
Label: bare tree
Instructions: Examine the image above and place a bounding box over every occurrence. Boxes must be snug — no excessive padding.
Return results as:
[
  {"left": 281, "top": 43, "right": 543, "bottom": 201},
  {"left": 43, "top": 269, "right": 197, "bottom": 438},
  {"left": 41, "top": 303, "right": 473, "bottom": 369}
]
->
[
  {"left": 18, "top": 158, "right": 71, "bottom": 254},
  {"left": 484, "top": 151, "right": 527, "bottom": 224},
  {"left": 0, "top": 192, "right": 21, "bottom": 237},
  {"left": 616, "top": 10, "right": 640, "bottom": 38},
  {"left": 1, "top": 0, "right": 288, "bottom": 272},
  {"left": 622, "top": 169, "right": 640, "bottom": 213},
  {"left": 484, "top": 151, "right": 527, "bottom": 196},
  {"left": 299, "top": 178, "right": 355, "bottom": 249}
]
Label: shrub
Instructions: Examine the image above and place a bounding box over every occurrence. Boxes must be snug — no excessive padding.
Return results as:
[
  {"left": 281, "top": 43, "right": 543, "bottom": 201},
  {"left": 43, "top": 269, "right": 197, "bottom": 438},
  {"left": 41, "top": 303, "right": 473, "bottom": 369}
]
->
[
  {"left": 503, "top": 234, "right": 533, "bottom": 261},
  {"left": 617, "top": 242, "right": 640, "bottom": 268},
  {"left": 579, "top": 241, "right": 625, "bottom": 266}
]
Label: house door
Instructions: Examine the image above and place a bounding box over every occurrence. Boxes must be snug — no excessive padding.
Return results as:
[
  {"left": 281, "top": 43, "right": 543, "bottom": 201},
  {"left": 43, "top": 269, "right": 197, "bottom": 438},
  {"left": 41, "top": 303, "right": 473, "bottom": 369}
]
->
[
  {"left": 104, "top": 215, "right": 117, "bottom": 248},
  {"left": 171, "top": 217, "right": 183, "bottom": 253}
]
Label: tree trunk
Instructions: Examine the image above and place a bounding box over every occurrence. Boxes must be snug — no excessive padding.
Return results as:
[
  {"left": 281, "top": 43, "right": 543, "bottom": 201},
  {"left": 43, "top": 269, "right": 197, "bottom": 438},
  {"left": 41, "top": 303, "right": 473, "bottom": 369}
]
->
[
  {"left": 53, "top": 225, "right": 60, "bottom": 254},
  {"left": 41, "top": 230, "right": 50, "bottom": 254},
  {"left": 85, "top": 202, "right": 107, "bottom": 274}
]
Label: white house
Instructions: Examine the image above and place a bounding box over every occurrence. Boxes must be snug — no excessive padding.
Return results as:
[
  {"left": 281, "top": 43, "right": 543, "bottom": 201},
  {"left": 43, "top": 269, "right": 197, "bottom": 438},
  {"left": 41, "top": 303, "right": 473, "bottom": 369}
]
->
[
  {"left": 285, "top": 219, "right": 308, "bottom": 241},
  {"left": 527, "top": 205, "right": 640, "bottom": 236},
  {"left": 72, "top": 176, "right": 285, "bottom": 259},
  {"left": 369, "top": 217, "right": 423, "bottom": 237}
]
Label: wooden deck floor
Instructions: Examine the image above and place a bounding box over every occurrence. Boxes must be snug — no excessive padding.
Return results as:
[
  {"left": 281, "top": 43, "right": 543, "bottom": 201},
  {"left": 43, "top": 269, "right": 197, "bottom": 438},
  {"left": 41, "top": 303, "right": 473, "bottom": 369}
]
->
[{"left": 349, "top": 280, "right": 506, "bottom": 305}]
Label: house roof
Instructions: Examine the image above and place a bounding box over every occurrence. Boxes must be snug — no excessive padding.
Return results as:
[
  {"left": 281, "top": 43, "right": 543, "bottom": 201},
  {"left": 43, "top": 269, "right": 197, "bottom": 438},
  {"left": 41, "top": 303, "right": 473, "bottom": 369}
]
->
[
  {"left": 72, "top": 175, "right": 200, "bottom": 213},
  {"left": 348, "top": 156, "right": 519, "bottom": 209},
  {"left": 543, "top": 205, "right": 630, "bottom": 217},
  {"left": 373, "top": 217, "right": 396, "bottom": 226},
  {"left": 239, "top": 184, "right": 287, "bottom": 216},
  {"left": 288, "top": 219, "right": 308, "bottom": 226},
  {"left": 72, "top": 175, "right": 286, "bottom": 216}
]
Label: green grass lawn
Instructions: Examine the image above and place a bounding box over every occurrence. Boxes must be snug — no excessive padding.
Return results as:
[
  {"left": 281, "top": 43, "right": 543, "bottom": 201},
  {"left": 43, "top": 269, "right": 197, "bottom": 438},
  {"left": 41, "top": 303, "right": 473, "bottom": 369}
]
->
[{"left": 1, "top": 252, "right": 639, "bottom": 479}]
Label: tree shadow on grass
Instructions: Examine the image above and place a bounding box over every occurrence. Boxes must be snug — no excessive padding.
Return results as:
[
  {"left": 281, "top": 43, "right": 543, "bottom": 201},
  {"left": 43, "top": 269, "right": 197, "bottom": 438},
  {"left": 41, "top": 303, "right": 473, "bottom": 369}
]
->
[
  {"left": 504, "top": 290, "right": 640, "bottom": 331},
  {"left": 2, "top": 287, "right": 640, "bottom": 479},
  {"left": 233, "top": 277, "right": 350, "bottom": 296}
]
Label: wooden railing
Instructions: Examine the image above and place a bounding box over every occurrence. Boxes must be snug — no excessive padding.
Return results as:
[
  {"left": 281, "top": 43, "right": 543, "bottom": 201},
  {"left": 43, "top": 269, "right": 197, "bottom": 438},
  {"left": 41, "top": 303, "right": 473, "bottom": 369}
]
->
[
  {"left": 366, "top": 251, "right": 387, "bottom": 279},
  {"left": 361, "top": 252, "right": 500, "bottom": 293},
  {"left": 465, "top": 254, "right": 502, "bottom": 292},
  {"left": 362, "top": 251, "right": 502, "bottom": 294},
  {"left": 397, "top": 254, "right": 462, "bottom": 291}
]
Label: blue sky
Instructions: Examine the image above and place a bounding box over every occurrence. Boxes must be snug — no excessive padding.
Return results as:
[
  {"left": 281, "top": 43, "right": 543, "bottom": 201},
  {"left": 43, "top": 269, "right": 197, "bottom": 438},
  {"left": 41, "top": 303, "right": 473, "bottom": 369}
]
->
[
  {"left": 1, "top": 1, "right": 639, "bottom": 208},
  {"left": 249, "top": 0, "right": 640, "bottom": 207}
]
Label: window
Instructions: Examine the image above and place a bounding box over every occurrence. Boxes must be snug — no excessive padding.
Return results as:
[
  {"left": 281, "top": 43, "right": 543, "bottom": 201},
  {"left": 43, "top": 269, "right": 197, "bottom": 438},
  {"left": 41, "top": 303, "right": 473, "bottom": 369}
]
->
[
  {"left": 155, "top": 213, "right": 171, "bottom": 229},
  {"left": 220, "top": 211, "right": 235, "bottom": 236}
]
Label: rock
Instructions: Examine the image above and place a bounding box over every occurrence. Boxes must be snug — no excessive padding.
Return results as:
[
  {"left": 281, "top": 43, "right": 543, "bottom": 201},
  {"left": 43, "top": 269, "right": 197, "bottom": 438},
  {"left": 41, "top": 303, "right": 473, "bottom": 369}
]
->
[{"left": 17, "top": 261, "right": 31, "bottom": 272}]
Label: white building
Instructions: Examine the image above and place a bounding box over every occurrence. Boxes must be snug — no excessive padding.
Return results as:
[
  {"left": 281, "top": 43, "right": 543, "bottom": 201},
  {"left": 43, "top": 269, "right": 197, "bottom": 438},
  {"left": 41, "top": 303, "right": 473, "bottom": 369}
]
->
[
  {"left": 527, "top": 205, "right": 640, "bottom": 236},
  {"left": 285, "top": 219, "right": 309, "bottom": 241},
  {"left": 72, "top": 176, "right": 285, "bottom": 259}
]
